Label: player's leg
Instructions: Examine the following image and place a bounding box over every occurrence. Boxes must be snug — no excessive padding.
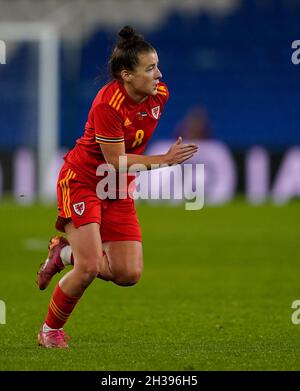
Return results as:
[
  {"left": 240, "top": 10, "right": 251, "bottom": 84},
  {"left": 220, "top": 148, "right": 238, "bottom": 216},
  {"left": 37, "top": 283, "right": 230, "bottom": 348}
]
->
[
  {"left": 37, "top": 164, "right": 115, "bottom": 289},
  {"left": 98, "top": 197, "right": 143, "bottom": 286},
  {"left": 38, "top": 238, "right": 143, "bottom": 286},
  {"left": 38, "top": 222, "right": 106, "bottom": 348},
  {"left": 37, "top": 235, "right": 115, "bottom": 289},
  {"left": 103, "top": 240, "right": 143, "bottom": 286},
  {"left": 37, "top": 196, "right": 143, "bottom": 290},
  {"left": 59, "top": 221, "right": 105, "bottom": 294}
]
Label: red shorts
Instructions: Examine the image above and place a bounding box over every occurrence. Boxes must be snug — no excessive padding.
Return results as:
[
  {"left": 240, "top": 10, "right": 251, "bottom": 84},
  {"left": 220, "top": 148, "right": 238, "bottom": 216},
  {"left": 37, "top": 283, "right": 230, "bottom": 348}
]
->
[{"left": 55, "top": 163, "right": 142, "bottom": 242}]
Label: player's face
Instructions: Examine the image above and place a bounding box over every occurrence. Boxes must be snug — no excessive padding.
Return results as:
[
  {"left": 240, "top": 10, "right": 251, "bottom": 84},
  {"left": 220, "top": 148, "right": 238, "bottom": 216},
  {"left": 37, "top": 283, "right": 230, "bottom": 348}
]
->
[{"left": 130, "top": 50, "right": 162, "bottom": 97}]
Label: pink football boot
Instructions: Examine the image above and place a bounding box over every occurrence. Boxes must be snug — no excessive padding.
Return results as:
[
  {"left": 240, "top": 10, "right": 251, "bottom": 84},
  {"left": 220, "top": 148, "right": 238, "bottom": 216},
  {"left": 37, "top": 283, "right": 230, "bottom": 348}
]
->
[
  {"left": 38, "top": 326, "right": 70, "bottom": 348},
  {"left": 37, "top": 236, "right": 69, "bottom": 290}
]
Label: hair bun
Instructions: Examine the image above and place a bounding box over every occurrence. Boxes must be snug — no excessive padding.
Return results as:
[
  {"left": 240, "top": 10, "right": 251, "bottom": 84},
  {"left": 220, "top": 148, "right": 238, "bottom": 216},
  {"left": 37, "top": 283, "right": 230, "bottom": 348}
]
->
[{"left": 118, "top": 26, "right": 143, "bottom": 42}]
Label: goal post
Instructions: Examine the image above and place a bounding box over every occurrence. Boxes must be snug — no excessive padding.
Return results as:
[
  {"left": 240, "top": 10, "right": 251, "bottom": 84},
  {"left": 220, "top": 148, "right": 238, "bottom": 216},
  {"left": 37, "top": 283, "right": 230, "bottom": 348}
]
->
[{"left": 0, "top": 22, "right": 59, "bottom": 201}]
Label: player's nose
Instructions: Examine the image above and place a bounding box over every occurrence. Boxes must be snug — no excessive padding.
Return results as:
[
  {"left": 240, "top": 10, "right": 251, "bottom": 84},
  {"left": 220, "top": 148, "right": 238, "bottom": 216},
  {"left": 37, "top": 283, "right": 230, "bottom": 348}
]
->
[{"left": 156, "top": 68, "right": 162, "bottom": 79}]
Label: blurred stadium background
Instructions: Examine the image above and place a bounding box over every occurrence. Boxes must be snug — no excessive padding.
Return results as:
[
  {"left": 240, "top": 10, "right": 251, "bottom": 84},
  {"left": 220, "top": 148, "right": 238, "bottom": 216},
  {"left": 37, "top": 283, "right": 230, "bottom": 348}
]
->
[
  {"left": 0, "top": 0, "right": 300, "bottom": 371},
  {"left": 0, "top": 0, "right": 300, "bottom": 203}
]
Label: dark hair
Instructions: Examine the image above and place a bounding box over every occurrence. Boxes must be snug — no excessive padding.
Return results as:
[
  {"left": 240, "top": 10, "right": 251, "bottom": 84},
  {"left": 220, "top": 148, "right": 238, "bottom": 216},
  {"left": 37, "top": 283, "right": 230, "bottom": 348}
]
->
[{"left": 109, "top": 26, "right": 155, "bottom": 80}]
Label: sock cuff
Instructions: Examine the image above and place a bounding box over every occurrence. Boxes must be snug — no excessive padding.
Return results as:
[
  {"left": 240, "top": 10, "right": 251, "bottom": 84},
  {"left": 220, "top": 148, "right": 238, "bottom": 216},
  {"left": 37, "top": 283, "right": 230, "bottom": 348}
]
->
[
  {"left": 60, "top": 245, "right": 72, "bottom": 266},
  {"left": 55, "top": 283, "right": 81, "bottom": 303}
]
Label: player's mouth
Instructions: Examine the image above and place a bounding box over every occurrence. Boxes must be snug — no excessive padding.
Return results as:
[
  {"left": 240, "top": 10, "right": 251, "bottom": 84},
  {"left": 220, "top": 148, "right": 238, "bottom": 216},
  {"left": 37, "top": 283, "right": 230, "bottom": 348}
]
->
[{"left": 153, "top": 81, "right": 159, "bottom": 91}]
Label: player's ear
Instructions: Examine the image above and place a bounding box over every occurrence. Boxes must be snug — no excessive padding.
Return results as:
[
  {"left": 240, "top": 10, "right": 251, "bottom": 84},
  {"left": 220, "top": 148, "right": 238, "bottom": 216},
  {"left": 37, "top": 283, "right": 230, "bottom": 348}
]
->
[{"left": 120, "top": 69, "right": 133, "bottom": 83}]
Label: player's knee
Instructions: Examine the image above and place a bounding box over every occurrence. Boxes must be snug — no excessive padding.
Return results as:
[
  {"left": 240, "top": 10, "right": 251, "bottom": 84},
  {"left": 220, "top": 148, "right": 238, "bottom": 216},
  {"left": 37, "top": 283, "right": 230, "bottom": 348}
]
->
[
  {"left": 83, "top": 266, "right": 99, "bottom": 280},
  {"left": 76, "top": 256, "right": 102, "bottom": 283},
  {"left": 114, "top": 267, "right": 142, "bottom": 287}
]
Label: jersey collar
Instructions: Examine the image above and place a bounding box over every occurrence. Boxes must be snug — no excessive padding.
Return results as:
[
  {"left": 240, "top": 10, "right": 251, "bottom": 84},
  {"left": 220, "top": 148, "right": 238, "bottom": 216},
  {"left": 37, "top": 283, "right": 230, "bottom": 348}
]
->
[{"left": 117, "top": 80, "right": 149, "bottom": 107}]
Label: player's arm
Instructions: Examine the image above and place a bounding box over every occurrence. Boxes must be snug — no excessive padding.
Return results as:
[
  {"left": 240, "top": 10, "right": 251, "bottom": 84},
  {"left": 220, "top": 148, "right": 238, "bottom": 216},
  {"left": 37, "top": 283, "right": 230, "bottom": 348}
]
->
[
  {"left": 94, "top": 102, "right": 198, "bottom": 171},
  {"left": 100, "top": 137, "right": 198, "bottom": 171}
]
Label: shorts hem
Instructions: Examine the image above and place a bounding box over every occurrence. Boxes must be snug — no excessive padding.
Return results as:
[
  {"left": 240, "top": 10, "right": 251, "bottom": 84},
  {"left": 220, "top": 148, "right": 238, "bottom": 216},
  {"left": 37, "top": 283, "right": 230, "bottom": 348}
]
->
[
  {"left": 55, "top": 216, "right": 101, "bottom": 232},
  {"left": 73, "top": 218, "right": 101, "bottom": 229}
]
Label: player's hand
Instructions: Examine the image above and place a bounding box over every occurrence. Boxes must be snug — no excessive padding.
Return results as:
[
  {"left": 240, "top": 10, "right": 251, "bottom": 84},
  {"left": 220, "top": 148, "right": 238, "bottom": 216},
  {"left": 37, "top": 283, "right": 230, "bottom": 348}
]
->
[{"left": 164, "top": 137, "right": 199, "bottom": 165}]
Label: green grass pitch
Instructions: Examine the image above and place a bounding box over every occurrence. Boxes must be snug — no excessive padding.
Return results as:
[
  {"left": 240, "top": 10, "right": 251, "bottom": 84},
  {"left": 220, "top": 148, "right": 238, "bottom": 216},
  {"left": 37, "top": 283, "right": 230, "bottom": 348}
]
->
[{"left": 0, "top": 199, "right": 299, "bottom": 370}]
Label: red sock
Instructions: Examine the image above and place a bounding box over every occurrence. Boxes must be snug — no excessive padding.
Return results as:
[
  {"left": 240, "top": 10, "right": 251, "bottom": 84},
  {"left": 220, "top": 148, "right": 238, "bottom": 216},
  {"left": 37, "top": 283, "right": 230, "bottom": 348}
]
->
[{"left": 45, "top": 284, "right": 80, "bottom": 329}]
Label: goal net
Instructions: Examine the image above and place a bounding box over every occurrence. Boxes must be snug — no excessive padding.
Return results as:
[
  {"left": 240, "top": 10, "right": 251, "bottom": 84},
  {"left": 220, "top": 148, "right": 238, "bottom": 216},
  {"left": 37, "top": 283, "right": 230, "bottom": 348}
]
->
[{"left": 0, "top": 22, "right": 59, "bottom": 203}]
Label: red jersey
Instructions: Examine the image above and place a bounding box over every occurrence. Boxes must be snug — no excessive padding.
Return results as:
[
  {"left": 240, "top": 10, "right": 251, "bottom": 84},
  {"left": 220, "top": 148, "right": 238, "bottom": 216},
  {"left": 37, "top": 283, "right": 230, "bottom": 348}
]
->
[{"left": 64, "top": 79, "right": 169, "bottom": 189}]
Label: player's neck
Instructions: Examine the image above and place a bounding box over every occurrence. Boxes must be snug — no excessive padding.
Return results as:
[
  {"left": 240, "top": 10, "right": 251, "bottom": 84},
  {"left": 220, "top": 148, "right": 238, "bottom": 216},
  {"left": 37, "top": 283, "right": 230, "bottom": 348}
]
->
[{"left": 123, "top": 84, "right": 148, "bottom": 104}]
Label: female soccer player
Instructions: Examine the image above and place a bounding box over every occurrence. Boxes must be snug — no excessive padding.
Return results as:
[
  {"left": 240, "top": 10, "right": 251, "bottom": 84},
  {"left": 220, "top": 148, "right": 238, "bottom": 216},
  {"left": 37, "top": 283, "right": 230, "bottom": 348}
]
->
[{"left": 37, "top": 26, "right": 198, "bottom": 348}]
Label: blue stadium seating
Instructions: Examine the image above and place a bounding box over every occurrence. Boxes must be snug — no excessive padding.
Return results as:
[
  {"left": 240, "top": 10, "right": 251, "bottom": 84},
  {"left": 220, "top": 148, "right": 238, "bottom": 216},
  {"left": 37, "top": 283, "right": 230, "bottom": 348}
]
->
[{"left": 0, "top": 0, "right": 299, "bottom": 151}]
